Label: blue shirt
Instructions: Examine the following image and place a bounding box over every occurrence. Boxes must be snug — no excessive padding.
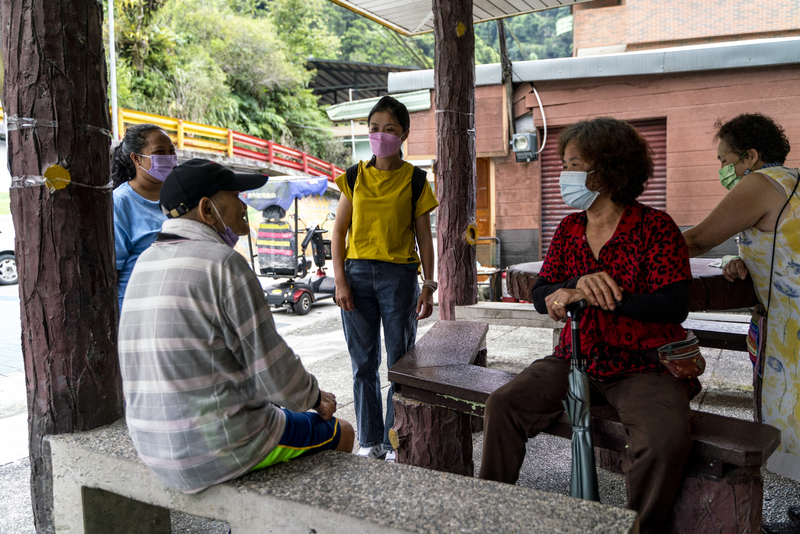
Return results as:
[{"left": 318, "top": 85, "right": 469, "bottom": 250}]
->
[{"left": 114, "top": 182, "right": 166, "bottom": 306}]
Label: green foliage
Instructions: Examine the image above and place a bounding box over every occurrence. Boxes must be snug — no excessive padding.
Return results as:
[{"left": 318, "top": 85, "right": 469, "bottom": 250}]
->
[
  {"left": 108, "top": 0, "right": 348, "bottom": 166},
  {"left": 106, "top": 0, "right": 571, "bottom": 169},
  {"left": 270, "top": 0, "right": 340, "bottom": 62},
  {"left": 474, "top": 8, "right": 573, "bottom": 64}
]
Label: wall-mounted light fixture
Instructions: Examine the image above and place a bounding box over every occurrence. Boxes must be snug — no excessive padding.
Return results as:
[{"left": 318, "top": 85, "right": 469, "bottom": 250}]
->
[{"left": 511, "top": 132, "right": 538, "bottom": 162}]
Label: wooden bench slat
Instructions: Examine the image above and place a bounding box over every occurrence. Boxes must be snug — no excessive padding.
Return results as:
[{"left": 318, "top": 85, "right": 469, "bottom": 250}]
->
[
  {"left": 391, "top": 364, "right": 515, "bottom": 404},
  {"left": 396, "top": 321, "right": 488, "bottom": 368},
  {"left": 683, "top": 318, "right": 749, "bottom": 352}
]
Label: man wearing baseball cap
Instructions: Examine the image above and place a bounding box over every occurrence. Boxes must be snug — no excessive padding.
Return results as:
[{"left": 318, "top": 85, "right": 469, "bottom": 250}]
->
[{"left": 118, "top": 159, "right": 354, "bottom": 494}]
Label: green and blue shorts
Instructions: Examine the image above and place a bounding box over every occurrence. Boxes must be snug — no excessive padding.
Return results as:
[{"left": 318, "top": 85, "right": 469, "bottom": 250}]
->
[{"left": 251, "top": 409, "right": 341, "bottom": 471}]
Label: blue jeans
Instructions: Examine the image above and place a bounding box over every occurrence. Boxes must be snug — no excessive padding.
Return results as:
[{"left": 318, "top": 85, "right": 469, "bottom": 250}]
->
[{"left": 341, "top": 259, "right": 420, "bottom": 449}]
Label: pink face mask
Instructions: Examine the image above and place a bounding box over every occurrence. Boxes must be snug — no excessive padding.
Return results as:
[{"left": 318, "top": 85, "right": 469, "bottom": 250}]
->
[
  {"left": 369, "top": 132, "right": 403, "bottom": 158},
  {"left": 137, "top": 154, "right": 178, "bottom": 182}
]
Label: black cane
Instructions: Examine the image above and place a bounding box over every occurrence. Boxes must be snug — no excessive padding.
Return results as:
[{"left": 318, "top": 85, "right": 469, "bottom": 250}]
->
[{"left": 566, "top": 299, "right": 588, "bottom": 369}]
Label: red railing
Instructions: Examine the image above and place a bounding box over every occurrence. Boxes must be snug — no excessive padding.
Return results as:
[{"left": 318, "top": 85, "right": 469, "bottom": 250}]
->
[{"left": 119, "top": 108, "right": 345, "bottom": 182}]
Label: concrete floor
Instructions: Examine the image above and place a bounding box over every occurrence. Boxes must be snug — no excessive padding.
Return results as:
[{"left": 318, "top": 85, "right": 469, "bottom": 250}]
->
[{"left": 1, "top": 291, "right": 799, "bottom": 532}]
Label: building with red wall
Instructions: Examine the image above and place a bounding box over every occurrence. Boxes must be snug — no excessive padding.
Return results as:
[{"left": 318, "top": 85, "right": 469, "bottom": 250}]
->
[
  {"left": 389, "top": 37, "right": 800, "bottom": 266},
  {"left": 573, "top": 0, "right": 800, "bottom": 55}
]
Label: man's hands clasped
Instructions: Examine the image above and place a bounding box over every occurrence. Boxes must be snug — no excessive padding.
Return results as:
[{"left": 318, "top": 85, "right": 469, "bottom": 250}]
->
[{"left": 315, "top": 391, "right": 338, "bottom": 421}]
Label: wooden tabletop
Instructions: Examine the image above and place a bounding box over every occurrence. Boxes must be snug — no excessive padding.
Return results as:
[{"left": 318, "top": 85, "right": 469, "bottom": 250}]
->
[{"left": 505, "top": 258, "right": 759, "bottom": 312}]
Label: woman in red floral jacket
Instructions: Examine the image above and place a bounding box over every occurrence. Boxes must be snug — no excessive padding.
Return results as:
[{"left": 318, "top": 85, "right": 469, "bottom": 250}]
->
[{"left": 479, "top": 118, "right": 694, "bottom": 534}]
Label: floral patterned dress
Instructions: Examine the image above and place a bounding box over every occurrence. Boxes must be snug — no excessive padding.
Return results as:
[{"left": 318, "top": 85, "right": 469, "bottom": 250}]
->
[{"left": 738, "top": 165, "right": 800, "bottom": 482}]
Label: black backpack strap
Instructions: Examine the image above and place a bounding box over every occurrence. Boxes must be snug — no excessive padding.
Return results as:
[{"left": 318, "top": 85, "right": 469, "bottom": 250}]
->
[
  {"left": 411, "top": 166, "right": 427, "bottom": 221},
  {"left": 345, "top": 163, "right": 358, "bottom": 195},
  {"left": 410, "top": 166, "right": 429, "bottom": 249}
]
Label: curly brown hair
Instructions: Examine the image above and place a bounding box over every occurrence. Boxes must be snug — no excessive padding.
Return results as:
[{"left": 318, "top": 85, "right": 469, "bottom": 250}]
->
[
  {"left": 714, "top": 113, "right": 790, "bottom": 164},
  {"left": 557, "top": 117, "right": 654, "bottom": 205}
]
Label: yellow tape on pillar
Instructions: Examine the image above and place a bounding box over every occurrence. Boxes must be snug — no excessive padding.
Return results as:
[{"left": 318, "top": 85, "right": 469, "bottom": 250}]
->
[
  {"left": 465, "top": 222, "right": 479, "bottom": 245},
  {"left": 43, "top": 165, "right": 71, "bottom": 191}
]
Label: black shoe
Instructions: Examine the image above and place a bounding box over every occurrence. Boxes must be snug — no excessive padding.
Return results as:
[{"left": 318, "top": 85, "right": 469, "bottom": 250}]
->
[
  {"left": 789, "top": 506, "right": 800, "bottom": 522},
  {"left": 764, "top": 520, "right": 800, "bottom": 534}
]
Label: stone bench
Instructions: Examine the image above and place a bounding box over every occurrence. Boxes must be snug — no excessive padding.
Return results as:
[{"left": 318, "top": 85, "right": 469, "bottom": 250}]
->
[
  {"left": 388, "top": 320, "right": 781, "bottom": 534},
  {"left": 45, "top": 419, "right": 639, "bottom": 534}
]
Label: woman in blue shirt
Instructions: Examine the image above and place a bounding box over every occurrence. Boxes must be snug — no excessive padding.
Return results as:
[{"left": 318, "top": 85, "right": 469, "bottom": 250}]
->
[{"left": 112, "top": 124, "right": 177, "bottom": 308}]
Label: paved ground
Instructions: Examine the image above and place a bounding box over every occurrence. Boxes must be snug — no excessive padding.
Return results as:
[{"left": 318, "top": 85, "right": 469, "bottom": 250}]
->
[{"left": 1, "top": 285, "right": 799, "bottom": 532}]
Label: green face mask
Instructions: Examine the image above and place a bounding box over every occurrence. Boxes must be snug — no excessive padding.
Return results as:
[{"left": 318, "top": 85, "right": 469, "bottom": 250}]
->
[{"left": 718, "top": 151, "right": 748, "bottom": 190}]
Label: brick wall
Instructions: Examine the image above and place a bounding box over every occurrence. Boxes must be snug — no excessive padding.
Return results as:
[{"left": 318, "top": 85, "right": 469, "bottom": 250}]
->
[
  {"left": 574, "top": 0, "right": 800, "bottom": 52},
  {"left": 406, "top": 85, "right": 507, "bottom": 158},
  {"left": 507, "top": 65, "right": 800, "bottom": 229}
]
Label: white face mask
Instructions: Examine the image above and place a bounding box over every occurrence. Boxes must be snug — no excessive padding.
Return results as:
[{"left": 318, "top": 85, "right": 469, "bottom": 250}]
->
[{"left": 559, "top": 170, "right": 599, "bottom": 210}]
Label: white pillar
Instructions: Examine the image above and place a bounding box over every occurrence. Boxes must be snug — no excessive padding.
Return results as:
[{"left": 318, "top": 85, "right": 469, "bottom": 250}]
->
[{"left": 108, "top": 0, "right": 119, "bottom": 140}]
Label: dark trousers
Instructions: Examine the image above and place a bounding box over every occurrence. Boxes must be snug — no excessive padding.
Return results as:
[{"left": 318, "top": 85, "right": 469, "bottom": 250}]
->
[{"left": 479, "top": 357, "right": 693, "bottom": 534}]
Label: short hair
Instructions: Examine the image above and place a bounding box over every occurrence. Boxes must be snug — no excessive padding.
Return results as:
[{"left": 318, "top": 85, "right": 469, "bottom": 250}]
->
[
  {"left": 262, "top": 205, "right": 286, "bottom": 221},
  {"left": 714, "top": 113, "right": 790, "bottom": 164},
  {"left": 557, "top": 117, "right": 653, "bottom": 205}
]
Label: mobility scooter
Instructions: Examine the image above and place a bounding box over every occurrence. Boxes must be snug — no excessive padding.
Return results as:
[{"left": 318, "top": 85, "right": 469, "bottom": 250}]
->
[{"left": 241, "top": 176, "right": 336, "bottom": 315}]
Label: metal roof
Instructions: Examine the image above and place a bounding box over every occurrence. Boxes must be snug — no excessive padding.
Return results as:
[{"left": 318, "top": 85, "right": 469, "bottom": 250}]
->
[
  {"left": 326, "top": 90, "right": 432, "bottom": 121},
  {"left": 307, "top": 58, "right": 420, "bottom": 106},
  {"left": 326, "top": 0, "right": 592, "bottom": 37},
  {"left": 388, "top": 37, "right": 800, "bottom": 92}
]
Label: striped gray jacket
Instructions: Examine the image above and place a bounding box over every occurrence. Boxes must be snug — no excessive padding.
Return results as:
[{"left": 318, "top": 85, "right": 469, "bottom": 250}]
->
[{"left": 119, "top": 218, "right": 319, "bottom": 493}]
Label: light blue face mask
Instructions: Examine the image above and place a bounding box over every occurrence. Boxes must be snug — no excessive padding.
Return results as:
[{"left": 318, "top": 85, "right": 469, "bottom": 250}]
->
[{"left": 559, "top": 170, "right": 599, "bottom": 210}]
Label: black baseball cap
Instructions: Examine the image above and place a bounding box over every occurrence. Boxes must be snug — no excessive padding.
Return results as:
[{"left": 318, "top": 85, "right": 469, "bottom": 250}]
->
[{"left": 160, "top": 159, "right": 269, "bottom": 218}]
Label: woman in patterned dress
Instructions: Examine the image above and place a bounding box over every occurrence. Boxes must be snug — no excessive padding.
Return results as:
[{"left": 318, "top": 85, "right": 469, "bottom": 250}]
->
[
  {"left": 481, "top": 117, "right": 695, "bottom": 534},
  {"left": 683, "top": 114, "right": 800, "bottom": 497}
]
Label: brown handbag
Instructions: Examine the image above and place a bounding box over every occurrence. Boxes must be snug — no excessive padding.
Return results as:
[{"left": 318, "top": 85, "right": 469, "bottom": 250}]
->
[{"left": 654, "top": 330, "right": 705, "bottom": 380}]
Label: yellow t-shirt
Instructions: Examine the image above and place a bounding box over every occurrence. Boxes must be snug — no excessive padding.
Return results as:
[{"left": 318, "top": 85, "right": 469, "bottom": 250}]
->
[{"left": 335, "top": 161, "right": 439, "bottom": 264}]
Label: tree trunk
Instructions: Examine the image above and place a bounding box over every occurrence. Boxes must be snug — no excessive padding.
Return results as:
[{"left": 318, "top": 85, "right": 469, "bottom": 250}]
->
[
  {"left": 390, "top": 393, "right": 474, "bottom": 476},
  {"left": 1, "top": 1, "right": 124, "bottom": 532},
  {"left": 434, "top": 0, "right": 477, "bottom": 320}
]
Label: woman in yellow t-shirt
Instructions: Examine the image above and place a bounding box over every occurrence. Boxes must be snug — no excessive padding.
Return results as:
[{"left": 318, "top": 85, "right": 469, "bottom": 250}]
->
[{"left": 332, "top": 96, "right": 439, "bottom": 462}]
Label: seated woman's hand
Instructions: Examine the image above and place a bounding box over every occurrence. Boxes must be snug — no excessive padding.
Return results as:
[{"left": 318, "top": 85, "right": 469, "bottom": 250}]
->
[
  {"left": 576, "top": 271, "right": 623, "bottom": 311},
  {"left": 545, "top": 289, "right": 589, "bottom": 322},
  {"left": 722, "top": 257, "right": 749, "bottom": 282}
]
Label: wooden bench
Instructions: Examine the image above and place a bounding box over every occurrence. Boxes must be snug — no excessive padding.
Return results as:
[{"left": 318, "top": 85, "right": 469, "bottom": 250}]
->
[
  {"left": 683, "top": 313, "right": 749, "bottom": 352},
  {"left": 388, "top": 320, "right": 780, "bottom": 534},
  {"left": 45, "top": 419, "right": 639, "bottom": 534}
]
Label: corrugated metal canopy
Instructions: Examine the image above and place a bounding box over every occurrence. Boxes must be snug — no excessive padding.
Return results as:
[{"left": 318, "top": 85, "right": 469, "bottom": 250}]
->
[
  {"left": 307, "top": 59, "right": 420, "bottom": 106},
  {"left": 326, "top": 90, "right": 432, "bottom": 121},
  {"left": 327, "top": 0, "right": 593, "bottom": 36}
]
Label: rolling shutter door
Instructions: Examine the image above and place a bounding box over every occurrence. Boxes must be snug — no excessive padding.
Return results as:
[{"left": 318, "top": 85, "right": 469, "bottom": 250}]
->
[
  {"left": 539, "top": 127, "right": 566, "bottom": 260},
  {"left": 539, "top": 118, "right": 667, "bottom": 259}
]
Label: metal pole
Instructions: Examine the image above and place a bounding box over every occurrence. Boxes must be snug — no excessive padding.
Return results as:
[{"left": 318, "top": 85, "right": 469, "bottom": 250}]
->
[
  {"left": 349, "top": 88, "right": 356, "bottom": 164},
  {"left": 108, "top": 0, "right": 119, "bottom": 140}
]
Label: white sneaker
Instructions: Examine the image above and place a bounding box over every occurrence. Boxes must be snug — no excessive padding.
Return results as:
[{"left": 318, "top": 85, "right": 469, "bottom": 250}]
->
[
  {"left": 384, "top": 450, "right": 396, "bottom": 463},
  {"left": 356, "top": 444, "right": 386, "bottom": 459}
]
